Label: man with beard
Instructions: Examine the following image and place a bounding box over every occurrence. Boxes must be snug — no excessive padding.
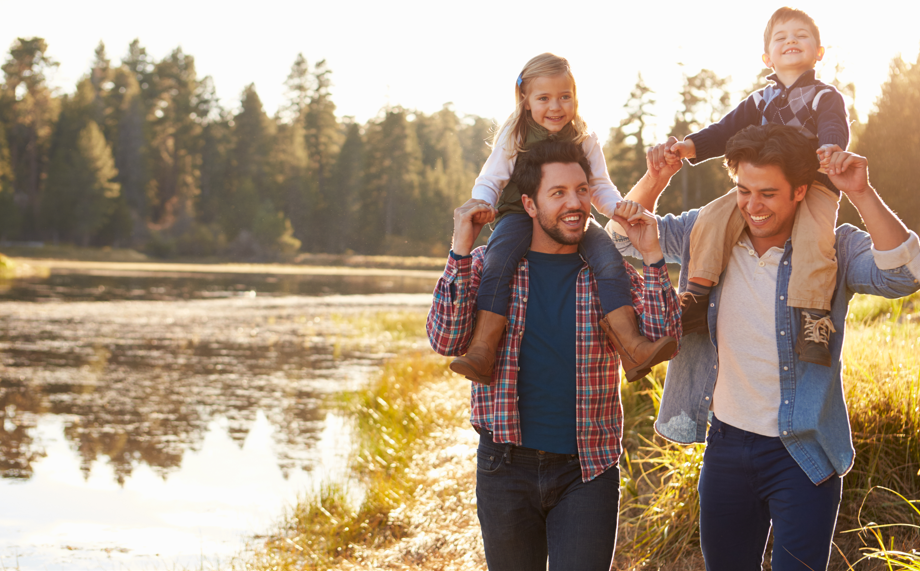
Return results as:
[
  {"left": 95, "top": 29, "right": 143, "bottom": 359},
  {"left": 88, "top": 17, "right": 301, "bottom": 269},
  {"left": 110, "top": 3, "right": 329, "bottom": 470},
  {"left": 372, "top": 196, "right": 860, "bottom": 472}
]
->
[{"left": 427, "top": 139, "right": 681, "bottom": 570}]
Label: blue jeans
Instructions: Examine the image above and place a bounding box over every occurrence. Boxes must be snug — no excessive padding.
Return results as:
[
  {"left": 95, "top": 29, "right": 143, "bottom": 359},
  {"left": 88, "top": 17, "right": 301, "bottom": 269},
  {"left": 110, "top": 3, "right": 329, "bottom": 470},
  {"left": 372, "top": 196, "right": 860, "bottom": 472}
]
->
[
  {"left": 476, "top": 431, "right": 620, "bottom": 571},
  {"left": 477, "top": 212, "right": 632, "bottom": 316},
  {"left": 698, "top": 416, "right": 843, "bottom": 570}
]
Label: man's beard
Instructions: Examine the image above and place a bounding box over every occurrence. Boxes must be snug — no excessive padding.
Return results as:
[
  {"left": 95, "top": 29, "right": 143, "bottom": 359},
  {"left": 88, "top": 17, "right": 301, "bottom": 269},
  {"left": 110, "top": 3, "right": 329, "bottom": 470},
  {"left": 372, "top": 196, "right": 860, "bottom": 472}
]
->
[{"left": 536, "top": 208, "right": 587, "bottom": 246}]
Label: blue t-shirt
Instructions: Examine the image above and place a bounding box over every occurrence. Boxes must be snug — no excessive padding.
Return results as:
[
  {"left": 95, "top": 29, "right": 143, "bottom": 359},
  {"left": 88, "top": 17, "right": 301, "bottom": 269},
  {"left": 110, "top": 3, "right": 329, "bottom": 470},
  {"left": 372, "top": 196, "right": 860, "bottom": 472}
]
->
[{"left": 517, "top": 250, "right": 581, "bottom": 454}]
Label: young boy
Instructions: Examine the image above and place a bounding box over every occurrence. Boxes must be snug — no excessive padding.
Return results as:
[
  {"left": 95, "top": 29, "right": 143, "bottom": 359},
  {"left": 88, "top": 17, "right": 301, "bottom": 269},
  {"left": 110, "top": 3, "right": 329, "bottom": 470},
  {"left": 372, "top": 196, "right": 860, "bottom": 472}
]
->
[{"left": 659, "top": 7, "right": 848, "bottom": 366}]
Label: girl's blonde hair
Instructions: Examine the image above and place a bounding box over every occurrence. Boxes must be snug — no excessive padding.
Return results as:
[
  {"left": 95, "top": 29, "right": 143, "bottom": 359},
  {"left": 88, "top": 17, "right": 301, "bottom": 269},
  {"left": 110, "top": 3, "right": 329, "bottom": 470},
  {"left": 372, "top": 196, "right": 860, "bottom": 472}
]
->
[{"left": 492, "top": 53, "right": 590, "bottom": 156}]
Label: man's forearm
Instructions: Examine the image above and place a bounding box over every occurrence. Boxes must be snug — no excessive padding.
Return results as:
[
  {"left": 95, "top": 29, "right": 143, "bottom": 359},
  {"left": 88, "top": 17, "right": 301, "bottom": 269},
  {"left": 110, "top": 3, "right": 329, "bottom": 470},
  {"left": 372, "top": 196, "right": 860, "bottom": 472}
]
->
[
  {"left": 623, "top": 171, "right": 671, "bottom": 214},
  {"left": 848, "top": 186, "right": 909, "bottom": 251}
]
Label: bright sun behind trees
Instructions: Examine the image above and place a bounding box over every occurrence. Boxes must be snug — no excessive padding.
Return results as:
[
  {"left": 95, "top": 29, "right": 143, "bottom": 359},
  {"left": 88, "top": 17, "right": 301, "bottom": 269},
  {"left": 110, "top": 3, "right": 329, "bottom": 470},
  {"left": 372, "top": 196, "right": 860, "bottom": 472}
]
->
[{"left": 0, "top": 36, "right": 917, "bottom": 257}]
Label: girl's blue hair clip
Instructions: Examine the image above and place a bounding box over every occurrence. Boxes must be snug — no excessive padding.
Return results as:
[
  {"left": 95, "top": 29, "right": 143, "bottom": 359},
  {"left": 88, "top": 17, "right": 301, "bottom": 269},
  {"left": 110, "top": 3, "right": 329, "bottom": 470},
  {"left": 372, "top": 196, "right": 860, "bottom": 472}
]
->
[{"left": 516, "top": 73, "right": 523, "bottom": 87}]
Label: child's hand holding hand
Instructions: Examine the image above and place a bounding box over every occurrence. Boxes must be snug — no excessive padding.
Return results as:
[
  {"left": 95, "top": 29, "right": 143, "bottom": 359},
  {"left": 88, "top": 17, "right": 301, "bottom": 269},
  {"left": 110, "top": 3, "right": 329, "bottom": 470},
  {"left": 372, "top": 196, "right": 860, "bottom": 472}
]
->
[
  {"left": 817, "top": 144, "right": 844, "bottom": 174},
  {"left": 668, "top": 138, "right": 696, "bottom": 162},
  {"left": 470, "top": 203, "right": 497, "bottom": 225}
]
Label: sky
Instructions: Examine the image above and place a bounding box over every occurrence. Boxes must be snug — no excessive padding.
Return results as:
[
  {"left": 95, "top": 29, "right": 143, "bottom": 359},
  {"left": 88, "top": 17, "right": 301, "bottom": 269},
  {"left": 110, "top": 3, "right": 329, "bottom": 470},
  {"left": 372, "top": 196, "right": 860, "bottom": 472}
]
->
[{"left": 2, "top": 0, "right": 918, "bottom": 143}]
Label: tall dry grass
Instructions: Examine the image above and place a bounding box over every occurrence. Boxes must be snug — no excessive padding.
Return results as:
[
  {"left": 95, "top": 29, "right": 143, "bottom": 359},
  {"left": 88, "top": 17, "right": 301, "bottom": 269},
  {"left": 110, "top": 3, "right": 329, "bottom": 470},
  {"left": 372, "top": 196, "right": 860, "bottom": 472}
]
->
[{"left": 613, "top": 292, "right": 920, "bottom": 570}]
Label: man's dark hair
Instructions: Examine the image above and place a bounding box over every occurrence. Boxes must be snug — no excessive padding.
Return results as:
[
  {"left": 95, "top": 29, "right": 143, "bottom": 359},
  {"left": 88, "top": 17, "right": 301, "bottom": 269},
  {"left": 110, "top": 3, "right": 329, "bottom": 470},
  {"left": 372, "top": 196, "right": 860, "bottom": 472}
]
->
[
  {"left": 514, "top": 140, "right": 591, "bottom": 205},
  {"left": 724, "top": 124, "right": 819, "bottom": 196}
]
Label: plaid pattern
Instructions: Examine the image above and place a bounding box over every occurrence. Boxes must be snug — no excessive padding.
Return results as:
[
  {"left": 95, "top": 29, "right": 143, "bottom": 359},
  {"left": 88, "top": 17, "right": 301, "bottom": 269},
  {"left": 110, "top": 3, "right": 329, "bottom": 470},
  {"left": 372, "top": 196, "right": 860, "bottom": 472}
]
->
[{"left": 427, "top": 247, "right": 681, "bottom": 482}]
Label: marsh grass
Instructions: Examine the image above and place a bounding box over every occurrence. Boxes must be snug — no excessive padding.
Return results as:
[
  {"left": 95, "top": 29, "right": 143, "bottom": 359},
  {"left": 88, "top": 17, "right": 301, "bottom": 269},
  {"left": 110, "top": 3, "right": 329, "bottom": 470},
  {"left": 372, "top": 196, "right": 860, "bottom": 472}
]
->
[{"left": 243, "top": 344, "right": 462, "bottom": 570}]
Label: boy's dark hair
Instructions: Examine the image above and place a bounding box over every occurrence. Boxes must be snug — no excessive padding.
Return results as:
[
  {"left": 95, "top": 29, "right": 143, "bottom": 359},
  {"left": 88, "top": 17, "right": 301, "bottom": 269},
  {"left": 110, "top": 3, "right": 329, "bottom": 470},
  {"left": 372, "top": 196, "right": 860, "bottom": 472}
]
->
[
  {"left": 764, "top": 7, "right": 821, "bottom": 53},
  {"left": 514, "top": 140, "right": 591, "bottom": 205},
  {"left": 724, "top": 124, "right": 819, "bottom": 195}
]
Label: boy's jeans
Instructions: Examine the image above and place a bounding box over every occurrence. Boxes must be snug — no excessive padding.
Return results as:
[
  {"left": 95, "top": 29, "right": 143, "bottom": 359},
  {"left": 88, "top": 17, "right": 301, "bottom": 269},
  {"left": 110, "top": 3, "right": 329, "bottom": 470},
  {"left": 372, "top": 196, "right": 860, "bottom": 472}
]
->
[
  {"left": 478, "top": 212, "right": 632, "bottom": 316},
  {"left": 689, "top": 182, "right": 839, "bottom": 311},
  {"left": 476, "top": 431, "right": 620, "bottom": 571},
  {"left": 698, "top": 416, "right": 842, "bottom": 571}
]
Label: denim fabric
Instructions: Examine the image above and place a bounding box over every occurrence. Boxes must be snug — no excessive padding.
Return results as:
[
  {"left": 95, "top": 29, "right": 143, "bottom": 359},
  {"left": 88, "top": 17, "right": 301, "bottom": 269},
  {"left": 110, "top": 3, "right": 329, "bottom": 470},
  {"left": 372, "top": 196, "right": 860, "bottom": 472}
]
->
[
  {"left": 699, "top": 417, "right": 842, "bottom": 571},
  {"left": 614, "top": 212, "right": 920, "bottom": 484},
  {"left": 579, "top": 218, "right": 632, "bottom": 314},
  {"left": 476, "top": 431, "right": 620, "bottom": 571},
  {"left": 479, "top": 213, "right": 632, "bottom": 317},
  {"left": 478, "top": 212, "right": 533, "bottom": 315}
]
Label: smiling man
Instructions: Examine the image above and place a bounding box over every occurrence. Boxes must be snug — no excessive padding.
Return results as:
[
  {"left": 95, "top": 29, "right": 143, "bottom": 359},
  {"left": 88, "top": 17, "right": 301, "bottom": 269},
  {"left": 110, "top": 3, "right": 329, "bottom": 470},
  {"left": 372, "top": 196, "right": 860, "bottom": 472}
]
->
[
  {"left": 427, "top": 140, "right": 680, "bottom": 570},
  {"left": 614, "top": 123, "right": 920, "bottom": 570}
]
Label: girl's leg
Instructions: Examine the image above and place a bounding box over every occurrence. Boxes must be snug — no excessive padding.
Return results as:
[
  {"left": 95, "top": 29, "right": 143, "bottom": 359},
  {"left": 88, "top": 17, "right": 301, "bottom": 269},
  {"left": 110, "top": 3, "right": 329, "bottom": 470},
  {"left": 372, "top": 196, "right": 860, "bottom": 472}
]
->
[
  {"left": 452, "top": 212, "right": 532, "bottom": 385},
  {"left": 789, "top": 183, "right": 839, "bottom": 312},
  {"left": 789, "top": 182, "right": 840, "bottom": 367},
  {"left": 477, "top": 212, "right": 534, "bottom": 316},
  {"left": 583, "top": 220, "right": 678, "bottom": 381},
  {"left": 688, "top": 189, "right": 747, "bottom": 286},
  {"left": 579, "top": 220, "right": 631, "bottom": 314}
]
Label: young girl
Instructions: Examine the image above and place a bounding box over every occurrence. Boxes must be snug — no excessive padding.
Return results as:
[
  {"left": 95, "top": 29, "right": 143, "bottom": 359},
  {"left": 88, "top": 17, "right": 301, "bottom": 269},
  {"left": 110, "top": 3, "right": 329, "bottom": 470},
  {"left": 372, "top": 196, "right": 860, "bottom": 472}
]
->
[{"left": 449, "top": 53, "right": 677, "bottom": 385}]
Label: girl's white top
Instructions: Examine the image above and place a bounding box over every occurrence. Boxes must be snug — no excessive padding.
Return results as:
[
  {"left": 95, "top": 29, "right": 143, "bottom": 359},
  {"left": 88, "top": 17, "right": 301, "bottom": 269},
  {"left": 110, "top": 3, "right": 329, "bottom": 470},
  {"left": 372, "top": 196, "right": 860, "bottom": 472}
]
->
[{"left": 470, "top": 129, "right": 623, "bottom": 218}]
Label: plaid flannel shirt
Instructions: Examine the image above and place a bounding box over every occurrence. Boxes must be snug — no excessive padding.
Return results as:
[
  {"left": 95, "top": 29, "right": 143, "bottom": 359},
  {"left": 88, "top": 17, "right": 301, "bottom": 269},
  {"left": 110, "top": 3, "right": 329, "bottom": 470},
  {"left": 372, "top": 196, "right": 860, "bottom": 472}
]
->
[{"left": 427, "top": 246, "right": 681, "bottom": 482}]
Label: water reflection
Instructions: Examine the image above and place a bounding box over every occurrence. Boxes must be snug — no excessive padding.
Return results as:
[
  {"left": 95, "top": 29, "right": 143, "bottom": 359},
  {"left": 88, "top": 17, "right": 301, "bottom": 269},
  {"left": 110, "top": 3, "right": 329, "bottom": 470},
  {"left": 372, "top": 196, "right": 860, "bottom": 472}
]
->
[
  {"left": 0, "top": 275, "right": 433, "bottom": 568},
  {"left": 0, "top": 269, "right": 438, "bottom": 302},
  {"left": 0, "top": 293, "right": 427, "bottom": 483}
]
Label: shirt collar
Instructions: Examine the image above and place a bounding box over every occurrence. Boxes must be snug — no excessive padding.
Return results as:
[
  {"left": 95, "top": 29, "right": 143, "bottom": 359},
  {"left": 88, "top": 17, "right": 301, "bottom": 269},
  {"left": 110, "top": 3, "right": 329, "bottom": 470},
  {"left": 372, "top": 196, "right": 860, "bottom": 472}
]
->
[{"left": 766, "top": 68, "right": 817, "bottom": 91}]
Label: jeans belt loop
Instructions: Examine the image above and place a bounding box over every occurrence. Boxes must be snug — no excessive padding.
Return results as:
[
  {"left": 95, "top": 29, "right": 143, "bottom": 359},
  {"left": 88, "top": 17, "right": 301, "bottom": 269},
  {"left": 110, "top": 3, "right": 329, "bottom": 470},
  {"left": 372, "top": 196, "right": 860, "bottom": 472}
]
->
[{"left": 503, "top": 443, "right": 513, "bottom": 465}]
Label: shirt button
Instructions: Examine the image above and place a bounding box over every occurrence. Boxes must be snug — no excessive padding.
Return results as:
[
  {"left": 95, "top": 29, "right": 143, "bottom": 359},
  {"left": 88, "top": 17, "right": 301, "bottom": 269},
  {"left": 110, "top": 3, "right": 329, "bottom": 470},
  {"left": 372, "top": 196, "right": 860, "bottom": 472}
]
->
[
  {"left": 781, "top": 331, "right": 786, "bottom": 336},
  {"left": 784, "top": 261, "right": 788, "bottom": 266},
  {"left": 784, "top": 366, "right": 788, "bottom": 371},
  {"left": 759, "top": 261, "right": 765, "bottom": 267},
  {"left": 748, "top": 250, "right": 755, "bottom": 255},
  {"left": 784, "top": 400, "right": 789, "bottom": 404},
  {"left": 783, "top": 431, "right": 788, "bottom": 435},
  {"left": 780, "top": 296, "right": 785, "bottom": 300},
  {"left": 710, "top": 303, "right": 715, "bottom": 307},
  {"left": 522, "top": 297, "right": 528, "bottom": 302},
  {"left": 713, "top": 365, "right": 718, "bottom": 369},
  {"left": 705, "top": 396, "right": 710, "bottom": 401}
]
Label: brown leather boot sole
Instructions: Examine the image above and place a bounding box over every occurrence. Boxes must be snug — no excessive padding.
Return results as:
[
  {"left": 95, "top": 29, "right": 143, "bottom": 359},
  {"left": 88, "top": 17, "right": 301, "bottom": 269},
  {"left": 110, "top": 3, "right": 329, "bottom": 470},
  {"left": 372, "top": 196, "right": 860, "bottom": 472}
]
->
[
  {"left": 449, "top": 357, "right": 493, "bottom": 385},
  {"left": 622, "top": 337, "right": 678, "bottom": 382}
]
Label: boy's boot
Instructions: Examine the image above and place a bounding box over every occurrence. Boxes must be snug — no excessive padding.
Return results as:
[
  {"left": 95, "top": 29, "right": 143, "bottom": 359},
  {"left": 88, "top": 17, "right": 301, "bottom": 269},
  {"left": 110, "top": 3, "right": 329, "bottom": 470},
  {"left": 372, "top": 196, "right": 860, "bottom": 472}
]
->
[
  {"left": 795, "top": 309, "right": 836, "bottom": 367},
  {"left": 600, "top": 306, "right": 678, "bottom": 382},
  {"left": 449, "top": 310, "right": 507, "bottom": 385},
  {"left": 679, "top": 291, "right": 710, "bottom": 335}
]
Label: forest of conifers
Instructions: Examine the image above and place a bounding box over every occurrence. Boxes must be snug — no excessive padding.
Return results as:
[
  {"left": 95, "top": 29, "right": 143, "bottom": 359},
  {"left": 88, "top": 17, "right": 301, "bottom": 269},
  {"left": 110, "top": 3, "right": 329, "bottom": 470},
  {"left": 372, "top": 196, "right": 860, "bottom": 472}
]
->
[{"left": 1, "top": 37, "right": 918, "bottom": 258}]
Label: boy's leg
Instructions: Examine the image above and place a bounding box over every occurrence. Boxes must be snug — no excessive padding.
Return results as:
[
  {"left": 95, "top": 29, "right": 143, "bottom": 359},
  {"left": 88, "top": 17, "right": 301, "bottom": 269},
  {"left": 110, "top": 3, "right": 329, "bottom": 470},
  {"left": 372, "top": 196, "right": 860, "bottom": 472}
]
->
[
  {"left": 583, "top": 220, "right": 677, "bottom": 382},
  {"left": 688, "top": 190, "right": 746, "bottom": 285},
  {"left": 789, "top": 183, "right": 839, "bottom": 367},
  {"left": 451, "top": 212, "right": 532, "bottom": 384},
  {"left": 683, "top": 190, "right": 746, "bottom": 335}
]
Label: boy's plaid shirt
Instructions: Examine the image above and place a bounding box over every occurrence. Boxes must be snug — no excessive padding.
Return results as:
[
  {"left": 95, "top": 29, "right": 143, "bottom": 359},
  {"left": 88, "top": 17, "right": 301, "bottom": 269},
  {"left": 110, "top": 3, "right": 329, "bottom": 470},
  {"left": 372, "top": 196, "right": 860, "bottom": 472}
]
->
[{"left": 427, "top": 247, "right": 681, "bottom": 482}]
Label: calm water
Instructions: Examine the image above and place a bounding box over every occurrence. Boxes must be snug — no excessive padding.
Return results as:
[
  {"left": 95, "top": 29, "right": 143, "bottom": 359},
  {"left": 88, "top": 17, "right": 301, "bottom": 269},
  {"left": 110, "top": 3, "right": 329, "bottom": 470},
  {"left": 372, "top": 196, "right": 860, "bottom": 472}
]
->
[{"left": 0, "top": 269, "right": 435, "bottom": 570}]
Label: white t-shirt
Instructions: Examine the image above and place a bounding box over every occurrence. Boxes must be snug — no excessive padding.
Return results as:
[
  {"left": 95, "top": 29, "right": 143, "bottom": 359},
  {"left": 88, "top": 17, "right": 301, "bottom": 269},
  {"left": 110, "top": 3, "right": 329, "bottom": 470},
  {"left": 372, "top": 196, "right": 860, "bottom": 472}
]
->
[{"left": 711, "top": 233, "right": 784, "bottom": 437}]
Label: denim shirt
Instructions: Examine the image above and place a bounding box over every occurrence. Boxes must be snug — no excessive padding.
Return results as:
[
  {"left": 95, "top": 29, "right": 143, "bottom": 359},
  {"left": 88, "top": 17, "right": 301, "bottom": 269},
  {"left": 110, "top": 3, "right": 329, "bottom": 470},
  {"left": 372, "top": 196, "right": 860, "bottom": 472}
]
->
[{"left": 614, "top": 210, "right": 920, "bottom": 484}]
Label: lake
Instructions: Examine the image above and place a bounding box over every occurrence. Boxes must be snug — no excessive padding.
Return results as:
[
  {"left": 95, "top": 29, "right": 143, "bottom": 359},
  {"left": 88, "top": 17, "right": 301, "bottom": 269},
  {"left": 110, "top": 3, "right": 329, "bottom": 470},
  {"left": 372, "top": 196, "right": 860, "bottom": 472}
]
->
[{"left": 0, "top": 266, "right": 437, "bottom": 570}]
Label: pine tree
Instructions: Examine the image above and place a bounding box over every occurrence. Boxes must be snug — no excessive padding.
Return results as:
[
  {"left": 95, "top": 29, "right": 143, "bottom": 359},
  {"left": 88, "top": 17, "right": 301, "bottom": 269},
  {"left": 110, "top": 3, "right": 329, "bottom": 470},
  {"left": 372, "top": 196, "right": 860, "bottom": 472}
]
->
[
  {"left": 330, "top": 119, "right": 364, "bottom": 253},
  {"left": 304, "top": 60, "right": 342, "bottom": 249},
  {"left": 0, "top": 121, "right": 16, "bottom": 239},
  {"left": 853, "top": 54, "right": 920, "bottom": 232},
  {"left": 605, "top": 74, "right": 656, "bottom": 199},
  {"left": 663, "top": 68, "right": 734, "bottom": 214},
  {"left": 0, "top": 37, "right": 61, "bottom": 237},
  {"left": 360, "top": 107, "right": 422, "bottom": 253}
]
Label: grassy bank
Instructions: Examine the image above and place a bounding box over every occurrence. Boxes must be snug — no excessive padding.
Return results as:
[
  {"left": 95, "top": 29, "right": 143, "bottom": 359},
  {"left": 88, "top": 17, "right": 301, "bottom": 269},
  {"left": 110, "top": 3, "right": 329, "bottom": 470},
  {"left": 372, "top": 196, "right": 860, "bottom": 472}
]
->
[{"left": 243, "top": 294, "right": 919, "bottom": 571}]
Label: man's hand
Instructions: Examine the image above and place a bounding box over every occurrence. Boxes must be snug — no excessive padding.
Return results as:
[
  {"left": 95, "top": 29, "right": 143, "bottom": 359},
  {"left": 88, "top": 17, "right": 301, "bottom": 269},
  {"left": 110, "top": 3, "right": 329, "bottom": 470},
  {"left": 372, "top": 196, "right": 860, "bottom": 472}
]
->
[
  {"left": 612, "top": 200, "right": 663, "bottom": 265},
  {"left": 452, "top": 199, "right": 495, "bottom": 256},
  {"left": 825, "top": 150, "right": 871, "bottom": 201}
]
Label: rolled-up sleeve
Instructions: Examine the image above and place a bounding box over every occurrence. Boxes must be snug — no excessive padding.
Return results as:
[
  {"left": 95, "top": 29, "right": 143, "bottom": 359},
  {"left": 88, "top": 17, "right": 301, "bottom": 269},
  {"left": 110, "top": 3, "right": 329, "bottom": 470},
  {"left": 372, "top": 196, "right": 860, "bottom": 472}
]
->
[
  {"left": 624, "top": 262, "right": 682, "bottom": 358},
  {"left": 427, "top": 249, "right": 483, "bottom": 356},
  {"left": 872, "top": 231, "right": 920, "bottom": 281}
]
